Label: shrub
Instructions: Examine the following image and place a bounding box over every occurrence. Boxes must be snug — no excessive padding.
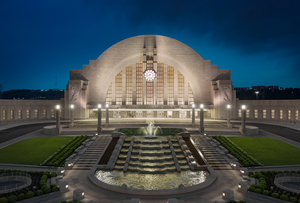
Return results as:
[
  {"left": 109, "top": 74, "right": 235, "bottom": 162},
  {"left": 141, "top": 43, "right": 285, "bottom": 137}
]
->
[
  {"left": 36, "top": 189, "right": 43, "bottom": 196},
  {"left": 280, "top": 195, "right": 289, "bottom": 201},
  {"left": 248, "top": 186, "right": 256, "bottom": 192},
  {"left": 254, "top": 188, "right": 262, "bottom": 194},
  {"left": 50, "top": 172, "right": 57, "bottom": 177},
  {"left": 290, "top": 197, "right": 297, "bottom": 203},
  {"left": 0, "top": 197, "right": 8, "bottom": 203},
  {"left": 43, "top": 187, "right": 51, "bottom": 194},
  {"left": 17, "top": 193, "right": 25, "bottom": 201},
  {"left": 52, "top": 186, "right": 59, "bottom": 192},
  {"left": 8, "top": 195, "right": 17, "bottom": 203},
  {"left": 262, "top": 190, "right": 269, "bottom": 195},
  {"left": 50, "top": 183, "right": 57, "bottom": 189},
  {"left": 272, "top": 192, "right": 279, "bottom": 198},
  {"left": 26, "top": 191, "right": 34, "bottom": 198}
]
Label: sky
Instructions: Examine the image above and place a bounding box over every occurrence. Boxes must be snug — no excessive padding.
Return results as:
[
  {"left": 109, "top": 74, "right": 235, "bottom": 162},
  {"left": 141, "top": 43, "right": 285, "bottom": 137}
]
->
[{"left": 0, "top": 0, "right": 299, "bottom": 91}]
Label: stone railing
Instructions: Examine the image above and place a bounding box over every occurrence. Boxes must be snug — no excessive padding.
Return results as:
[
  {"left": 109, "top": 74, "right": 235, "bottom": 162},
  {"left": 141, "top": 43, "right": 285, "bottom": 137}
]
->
[
  {"left": 0, "top": 172, "right": 32, "bottom": 194},
  {"left": 274, "top": 173, "right": 300, "bottom": 194}
]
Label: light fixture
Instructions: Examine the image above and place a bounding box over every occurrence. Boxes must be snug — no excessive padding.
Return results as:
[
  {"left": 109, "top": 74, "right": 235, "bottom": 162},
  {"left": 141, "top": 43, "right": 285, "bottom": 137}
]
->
[
  {"left": 242, "top": 105, "right": 246, "bottom": 110},
  {"left": 200, "top": 104, "right": 204, "bottom": 109},
  {"left": 255, "top": 91, "right": 259, "bottom": 94},
  {"left": 238, "top": 185, "right": 241, "bottom": 188},
  {"left": 106, "top": 104, "right": 109, "bottom": 108},
  {"left": 227, "top": 104, "right": 231, "bottom": 109},
  {"left": 66, "top": 185, "right": 69, "bottom": 188},
  {"left": 223, "top": 193, "right": 225, "bottom": 196},
  {"left": 56, "top": 105, "right": 60, "bottom": 110},
  {"left": 70, "top": 104, "right": 74, "bottom": 109},
  {"left": 82, "top": 192, "right": 84, "bottom": 196},
  {"left": 98, "top": 104, "right": 101, "bottom": 108},
  {"left": 192, "top": 104, "right": 195, "bottom": 108}
]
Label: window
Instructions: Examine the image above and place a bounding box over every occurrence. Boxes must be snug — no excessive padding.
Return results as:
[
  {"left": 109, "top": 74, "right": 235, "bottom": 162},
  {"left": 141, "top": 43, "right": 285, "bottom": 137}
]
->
[
  {"left": 296, "top": 110, "right": 299, "bottom": 120},
  {"left": 254, "top": 109, "right": 258, "bottom": 118},
  {"left": 2, "top": 110, "right": 6, "bottom": 120},
  {"left": 167, "top": 65, "right": 174, "bottom": 105},
  {"left": 146, "top": 61, "right": 153, "bottom": 105},
  {"left": 105, "top": 83, "right": 112, "bottom": 105},
  {"left": 188, "top": 83, "right": 194, "bottom": 104},
  {"left": 43, "top": 109, "right": 46, "bottom": 118},
  {"left": 246, "top": 110, "right": 250, "bottom": 118},
  {"left": 157, "top": 63, "right": 164, "bottom": 105},
  {"left": 288, "top": 110, "right": 291, "bottom": 120},
  {"left": 34, "top": 110, "right": 38, "bottom": 118},
  {"left": 18, "top": 110, "right": 22, "bottom": 119},
  {"left": 115, "top": 71, "right": 122, "bottom": 105},
  {"left": 280, "top": 110, "right": 283, "bottom": 119},
  {"left": 263, "top": 109, "right": 267, "bottom": 119},
  {"left": 10, "top": 110, "right": 14, "bottom": 119},
  {"left": 26, "top": 110, "right": 30, "bottom": 119},
  {"left": 238, "top": 109, "right": 241, "bottom": 118},
  {"left": 60, "top": 110, "right": 62, "bottom": 118},
  {"left": 126, "top": 66, "right": 132, "bottom": 105},
  {"left": 51, "top": 110, "right": 55, "bottom": 118},
  {"left": 136, "top": 62, "right": 143, "bottom": 105},
  {"left": 271, "top": 109, "right": 275, "bottom": 119},
  {"left": 178, "top": 72, "right": 184, "bottom": 105}
]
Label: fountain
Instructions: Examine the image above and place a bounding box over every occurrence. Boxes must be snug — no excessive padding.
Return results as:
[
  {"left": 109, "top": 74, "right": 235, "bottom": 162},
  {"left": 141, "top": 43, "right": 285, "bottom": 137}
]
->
[{"left": 89, "top": 125, "right": 217, "bottom": 195}]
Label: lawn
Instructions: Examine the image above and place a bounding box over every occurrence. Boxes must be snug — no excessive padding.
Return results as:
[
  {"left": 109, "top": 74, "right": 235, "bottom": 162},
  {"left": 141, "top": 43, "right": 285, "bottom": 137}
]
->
[
  {"left": 228, "top": 137, "right": 300, "bottom": 166},
  {"left": 0, "top": 137, "right": 73, "bottom": 165}
]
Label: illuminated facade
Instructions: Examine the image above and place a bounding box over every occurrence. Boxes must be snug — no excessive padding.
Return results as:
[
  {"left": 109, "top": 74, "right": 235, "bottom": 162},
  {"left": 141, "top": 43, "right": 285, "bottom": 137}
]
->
[{"left": 64, "top": 35, "right": 237, "bottom": 119}]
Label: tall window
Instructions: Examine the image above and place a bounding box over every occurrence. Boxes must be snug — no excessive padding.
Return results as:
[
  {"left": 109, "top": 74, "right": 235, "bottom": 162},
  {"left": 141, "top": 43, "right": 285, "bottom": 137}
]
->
[
  {"left": 136, "top": 62, "right": 143, "bottom": 105},
  {"left": 3, "top": 110, "right": 6, "bottom": 120},
  {"left": 34, "top": 110, "right": 38, "bottom": 118},
  {"left": 246, "top": 110, "right": 250, "bottom": 118},
  {"left": 51, "top": 110, "right": 54, "bottom": 118},
  {"left": 296, "top": 110, "right": 299, "bottom": 120},
  {"left": 105, "top": 83, "right": 112, "bottom": 105},
  {"left": 115, "top": 71, "right": 122, "bottom": 105},
  {"left": 288, "top": 110, "right": 291, "bottom": 120},
  {"left": 238, "top": 109, "right": 241, "bottom": 118},
  {"left": 26, "top": 110, "right": 30, "bottom": 119},
  {"left": 18, "top": 110, "right": 22, "bottom": 119},
  {"left": 60, "top": 110, "right": 62, "bottom": 118},
  {"left": 11, "top": 110, "right": 14, "bottom": 119},
  {"left": 271, "top": 109, "right": 275, "bottom": 119},
  {"left": 263, "top": 109, "right": 267, "bottom": 119},
  {"left": 146, "top": 61, "right": 154, "bottom": 105},
  {"left": 280, "top": 110, "right": 283, "bottom": 119},
  {"left": 43, "top": 109, "right": 46, "bottom": 118},
  {"left": 167, "top": 65, "right": 174, "bottom": 105},
  {"left": 188, "top": 84, "right": 194, "bottom": 104},
  {"left": 178, "top": 72, "right": 184, "bottom": 105},
  {"left": 126, "top": 66, "right": 133, "bottom": 105},
  {"left": 254, "top": 109, "right": 258, "bottom": 118},
  {"left": 157, "top": 63, "right": 164, "bottom": 105}
]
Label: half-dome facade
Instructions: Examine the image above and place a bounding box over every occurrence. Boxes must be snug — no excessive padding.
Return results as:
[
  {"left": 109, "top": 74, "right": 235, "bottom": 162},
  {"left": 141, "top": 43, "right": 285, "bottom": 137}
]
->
[{"left": 64, "top": 35, "right": 237, "bottom": 119}]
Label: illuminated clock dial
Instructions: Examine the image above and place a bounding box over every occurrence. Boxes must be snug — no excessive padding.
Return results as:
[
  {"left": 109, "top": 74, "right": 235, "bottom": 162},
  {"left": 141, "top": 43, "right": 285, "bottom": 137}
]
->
[{"left": 144, "top": 69, "right": 156, "bottom": 81}]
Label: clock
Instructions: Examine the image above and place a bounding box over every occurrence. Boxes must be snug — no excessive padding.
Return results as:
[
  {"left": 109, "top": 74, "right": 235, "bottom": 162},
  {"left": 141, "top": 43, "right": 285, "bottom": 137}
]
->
[{"left": 143, "top": 69, "right": 156, "bottom": 81}]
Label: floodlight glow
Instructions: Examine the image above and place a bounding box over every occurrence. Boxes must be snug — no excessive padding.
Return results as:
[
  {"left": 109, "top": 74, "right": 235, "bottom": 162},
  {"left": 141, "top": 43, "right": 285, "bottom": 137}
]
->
[
  {"left": 106, "top": 104, "right": 109, "bottom": 108},
  {"left": 241, "top": 170, "right": 244, "bottom": 174},
  {"left": 255, "top": 91, "right": 259, "bottom": 94},
  {"left": 227, "top": 104, "right": 231, "bottom": 109},
  {"left": 192, "top": 104, "right": 195, "bottom": 108},
  {"left": 56, "top": 105, "right": 60, "bottom": 110},
  {"left": 242, "top": 105, "right": 246, "bottom": 110},
  {"left": 223, "top": 193, "right": 225, "bottom": 196},
  {"left": 70, "top": 104, "right": 74, "bottom": 109},
  {"left": 66, "top": 185, "right": 69, "bottom": 188},
  {"left": 98, "top": 104, "right": 101, "bottom": 108},
  {"left": 82, "top": 192, "right": 84, "bottom": 196},
  {"left": 200, "top": 104, "right": 204, "bottom": 109},
  {"left": 238, "top": 185, "right": 241, "bottom": 188}
]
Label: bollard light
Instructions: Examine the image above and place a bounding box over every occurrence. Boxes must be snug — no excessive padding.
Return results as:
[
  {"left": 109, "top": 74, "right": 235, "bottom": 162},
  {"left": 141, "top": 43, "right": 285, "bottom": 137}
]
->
[{"left": 82, "top": 192, "right": 84, "bottom": 196}]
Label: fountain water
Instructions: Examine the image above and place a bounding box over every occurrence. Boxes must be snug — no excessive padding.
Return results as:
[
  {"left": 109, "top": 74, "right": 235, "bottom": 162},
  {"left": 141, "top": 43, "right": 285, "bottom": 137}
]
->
[{"left": 139, "top": 122, "right": 162, "bottom": 138}]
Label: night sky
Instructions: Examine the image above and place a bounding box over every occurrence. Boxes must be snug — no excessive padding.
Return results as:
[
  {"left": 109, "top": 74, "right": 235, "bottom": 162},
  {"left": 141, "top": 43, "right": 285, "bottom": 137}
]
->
[{"left": 1, "top": 0, "right": 299, "bottom": 91}]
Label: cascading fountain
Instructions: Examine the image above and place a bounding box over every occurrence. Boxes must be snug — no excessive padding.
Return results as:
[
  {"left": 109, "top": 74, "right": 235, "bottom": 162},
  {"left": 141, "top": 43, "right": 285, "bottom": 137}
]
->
[{"left": 139, "top": 122, "right": 162, "bottom": 138}]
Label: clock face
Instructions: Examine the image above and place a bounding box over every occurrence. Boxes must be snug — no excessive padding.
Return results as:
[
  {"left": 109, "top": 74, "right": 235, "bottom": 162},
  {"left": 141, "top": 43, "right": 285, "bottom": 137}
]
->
[{"left": 144, "top": 69, "right": 156, "bottom": 81}]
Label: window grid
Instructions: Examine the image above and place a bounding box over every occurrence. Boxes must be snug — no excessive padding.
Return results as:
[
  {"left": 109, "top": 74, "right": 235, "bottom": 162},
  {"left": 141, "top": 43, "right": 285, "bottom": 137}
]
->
[
  {"left": 157, "top": 63, "right": 164, "bottom": 105},
  {"left": 115, "top": 71, "right": 122, "bottom": 105},
  {"left": 280, "top": 110, "right": 283, "bottom": 119},
  {"left": 126, "top": 66, "right": 133, "bottom": 105},
  {"left": 263, "top": 109, "right": 267, "bottom": 119},
  {"left": 167, "top": 66, "right": 174, "bottom": 105},
  {"left": 188, "top": 84, "right": 194, "bottom": 104},
  {"left": 254, "top": 109, "right": 258, "bottom": 118},
  {"left": 136, "top": 62, "right": 143, "bottom": 105},
  {"left": 246, "top": 110, "right": 250, "bottom": 118},
  {"left": 51, "top": 110, "right": 54, "bottom": 118},
  {"left": 11, "top": 110, "right": 14, "bottom": 119},
  {"left": 296, "top": 110, "right": 299, "bottom": 120},
  {"left": 34, "top": 110, "right": 38, "bottom": 118},
  {"left": 288, "top": 110, "right": 291, "bottom": 120},
  {"left": 18, "top": 110, "right": 22, "bottom": 119},
  {"left": 271, "top": 109, "right": 275, "bottom": 119},
  {"left": 43, "top": 109, "right": 46, "bottom": 118},
  {"left": 105, "top": 84, "right": 112, "bottom": 105},
  {"left": 26, "top": 110, "right": 30, "bottom": 119},
  {"left": 3, "top": 110, "right": 6, "bottom": 120},
  {"left": 238, "top": 109, "right": 241, "bottom": 118},
  {"left": 146, "top": 61, "right": 154, "bottom": 104},
  {"left": 178, "top": 72, "right": 184, "bottom": 105}
]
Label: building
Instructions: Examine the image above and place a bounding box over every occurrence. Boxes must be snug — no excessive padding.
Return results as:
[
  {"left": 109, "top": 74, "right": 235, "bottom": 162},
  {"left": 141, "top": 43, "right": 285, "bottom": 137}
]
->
[{"left": 64, "top": 35, "right": 237, "bottom": 120}]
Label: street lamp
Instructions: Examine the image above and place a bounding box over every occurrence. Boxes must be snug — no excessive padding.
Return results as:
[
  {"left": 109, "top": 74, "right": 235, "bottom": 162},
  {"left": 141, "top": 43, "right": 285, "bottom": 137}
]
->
[
  {"left": 97, "top": 104, "right": 102, "bottom": 134},
  {"left": 227, "top": 104, "right": 231, "bottom": 127},
  {"left": 199, "top": 104, "right": 204, "bottom": 133},
  {"left": 70, "top": 104, "right": 74, "bottom": 128},
  {"left": 255, "top": 91, "right": 259, "bottom": 100},
  {"left": 192, "top": 104, "right": 195, "bottom": 126},
  {"left": 55, "top": 105, "right": 61, "bottom": 134},
  {"left": 105, "top": 103, "right": 109, "bottom": 127},
  {"left": 241, "top": 105, "right": 246, "bottom": 134}
]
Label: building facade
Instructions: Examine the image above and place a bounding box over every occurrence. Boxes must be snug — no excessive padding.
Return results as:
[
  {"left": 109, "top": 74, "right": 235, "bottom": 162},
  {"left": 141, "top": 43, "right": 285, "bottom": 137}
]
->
[{"left": 64, "top": 35, "right": 237, "bottom": 120}]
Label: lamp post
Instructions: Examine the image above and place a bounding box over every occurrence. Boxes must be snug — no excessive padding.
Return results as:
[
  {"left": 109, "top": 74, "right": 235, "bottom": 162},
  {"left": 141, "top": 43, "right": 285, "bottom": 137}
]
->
[
  {"left": 227, "top": 104, "right": 231, "bottom": 127},
  {"left": 69, "top": 104, "right": 74, "bottom": 128},
  {"left": 255, "top": 91, "right": 259, "bottom": 100},
  {"left": 105, "top": 103, "right": 109, "bottom": 127},
  {"left": 199, "top": 104, "right": 204, "bottom": 133},
  {"left": 241, "top": 105, "right": 246, "bottom": 134},
  {"left": 192, "top": 104, "right": 195, "bottom": 126},
  {"left": 97, "top": 104, "right": 102, "bottom": 134},
  {"left": 55, "top": 105, "right": 61, "bottom": 134}
]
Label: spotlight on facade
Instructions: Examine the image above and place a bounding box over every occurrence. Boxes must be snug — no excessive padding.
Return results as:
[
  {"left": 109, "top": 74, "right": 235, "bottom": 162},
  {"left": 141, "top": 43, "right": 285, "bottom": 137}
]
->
[
  {"left": 242, "top": 105, "right": 246, "bottom": 110},
  {"left": 192, "top": 104, "right": 195, "bottom": 108},
  {"left": 255, "top": 91, "right": 259, "bottom": 94},
  {"left": 227, "top": 104, "right": 231, "bottom": 109},
  {"left": 98, "top": 104, "right": 101, "bottom": 109},
  {"left": 200, "top": 104, "right": 204, "bottom": 109},
  {"left": 106, "top": 104, "right": 109, "bottom": 108},
  {"left": 70, "top": 104, "right": 74, "bottom": 109},
  {"left": 56, "top": 105, "right": 60, "bottom": 110}
]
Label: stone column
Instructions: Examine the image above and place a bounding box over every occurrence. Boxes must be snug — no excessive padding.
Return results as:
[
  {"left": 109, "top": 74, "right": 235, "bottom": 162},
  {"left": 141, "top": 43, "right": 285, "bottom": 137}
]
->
[
  {"left": 192, "top": 106, "right": 195, "bottom": 126},
  {"left": 105, "top": 105, "right": 109, "bottom": 127},
  {"left": 199, "top": 105, "right": 204, "bottom": 133},
  {"left": 69, "top": 105, "right": 74, "bottom": 128},
  {"left": 97, "top": 105, "right": 102, "bottom": 134},
  {"left": 55, "top": 105, "right": 61, "bottom": 135},
  {"left": 227, "top": 105, "right": 232, "bottom": 127}
]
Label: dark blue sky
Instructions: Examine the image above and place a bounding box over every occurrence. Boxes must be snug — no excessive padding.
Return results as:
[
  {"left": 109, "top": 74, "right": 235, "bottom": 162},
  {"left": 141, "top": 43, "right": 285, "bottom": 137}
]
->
[{"left": 1, "top": 0, "right": 299, "bottom": 91}]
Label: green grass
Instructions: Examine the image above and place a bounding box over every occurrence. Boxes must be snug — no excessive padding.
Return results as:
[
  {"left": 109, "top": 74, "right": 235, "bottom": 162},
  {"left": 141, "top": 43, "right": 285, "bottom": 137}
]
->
[
  {"left": 0, "top": 137, "right": 73, "bottom": 165},
  {"left": 228, "top": 137, "right": 300, "bottom": 166}
]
